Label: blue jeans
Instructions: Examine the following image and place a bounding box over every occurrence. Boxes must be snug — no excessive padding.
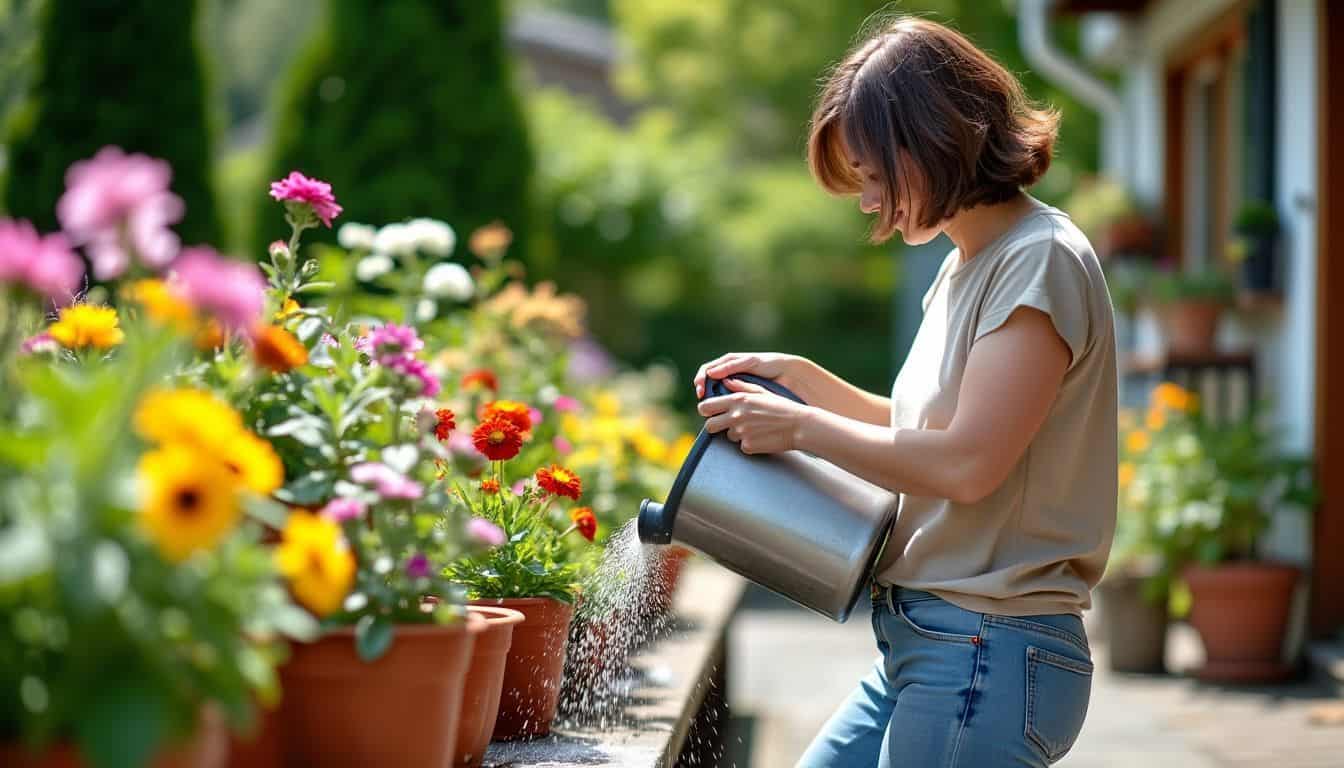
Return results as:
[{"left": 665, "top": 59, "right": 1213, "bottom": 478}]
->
[{"left": 798, "top": 586, "right": 1093, "bottom": 767}]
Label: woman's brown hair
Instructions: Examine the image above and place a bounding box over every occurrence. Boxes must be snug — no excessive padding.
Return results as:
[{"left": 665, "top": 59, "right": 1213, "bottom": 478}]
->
[{"left": 808, "top": 17, "right": 1059, "bottom": 242}]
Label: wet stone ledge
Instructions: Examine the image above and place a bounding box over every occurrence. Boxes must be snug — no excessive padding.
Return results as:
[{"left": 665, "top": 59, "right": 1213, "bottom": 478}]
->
[{"left": 484, "top": 562, "right": 747, "bottom": 767}]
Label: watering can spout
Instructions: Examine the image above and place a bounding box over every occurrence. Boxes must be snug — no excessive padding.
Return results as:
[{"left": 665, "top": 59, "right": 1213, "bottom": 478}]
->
[{"left": 638, "top": 499, "right": 673, "bottom": 545}]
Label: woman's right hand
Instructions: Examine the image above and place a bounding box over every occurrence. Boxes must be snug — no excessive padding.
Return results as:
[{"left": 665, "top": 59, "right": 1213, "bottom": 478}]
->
[{"left": 693, "top": 352, "right": 810, "bottom": 399}]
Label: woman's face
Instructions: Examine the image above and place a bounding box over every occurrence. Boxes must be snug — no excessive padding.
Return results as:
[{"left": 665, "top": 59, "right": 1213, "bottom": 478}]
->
[{"left": 848, "top": 145, "right": 946, "bottom": 246}]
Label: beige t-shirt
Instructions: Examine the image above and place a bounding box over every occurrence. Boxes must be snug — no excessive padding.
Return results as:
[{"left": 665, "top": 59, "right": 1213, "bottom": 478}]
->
[{"left": 872, "top": 198, "right": 1117, "bottom": 617}]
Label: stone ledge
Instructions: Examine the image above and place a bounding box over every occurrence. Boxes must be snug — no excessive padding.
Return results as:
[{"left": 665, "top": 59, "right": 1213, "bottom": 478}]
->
[
  {"left": 485, "top": 561, "right": 747, "bottom": 767},
  {"left": 1307, "top": 639, "right": 1344, "bottom": 691}
]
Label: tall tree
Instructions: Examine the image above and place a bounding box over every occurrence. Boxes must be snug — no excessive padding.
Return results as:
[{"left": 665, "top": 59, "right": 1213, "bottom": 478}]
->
[
  {"left": 259, "top": 0, "right": 533, "bottom": 251},
  {"left": 4, "top": 0, "right": 222, "bottom": 246}
]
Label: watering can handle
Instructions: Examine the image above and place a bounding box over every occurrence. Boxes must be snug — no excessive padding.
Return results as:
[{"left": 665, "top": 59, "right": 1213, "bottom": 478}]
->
[{"left": 704, "top": 373, "right": 808, "bottom": 406}]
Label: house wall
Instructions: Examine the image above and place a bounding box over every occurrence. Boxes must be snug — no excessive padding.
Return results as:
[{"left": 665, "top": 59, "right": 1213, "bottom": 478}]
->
[{"left": 1098, "top": 0, "right": 1318, "bottom": 562}]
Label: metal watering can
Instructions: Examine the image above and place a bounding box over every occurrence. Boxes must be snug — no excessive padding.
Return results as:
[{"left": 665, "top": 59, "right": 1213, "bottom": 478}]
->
[{"left": 637, "top": 373, "right": 899, "bottom": 622}]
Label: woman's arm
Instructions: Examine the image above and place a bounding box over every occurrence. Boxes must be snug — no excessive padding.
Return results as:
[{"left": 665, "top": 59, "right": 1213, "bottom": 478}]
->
[
  {"left": 702, "top": 306, "right": 1070, "bottom": 503},
  {"left": 787, "top": 358, "right": 893, "bottom": 427}
]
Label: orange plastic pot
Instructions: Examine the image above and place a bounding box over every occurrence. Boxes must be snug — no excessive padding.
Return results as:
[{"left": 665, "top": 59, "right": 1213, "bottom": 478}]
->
[
  {"left": 1, "top": 707, "right": 228, "bottom": 768},
  {"left": 469, "top": 597, "right": 574, "bottom": 741},
  {"left": 277, "top": 616, "right": 483, "bottom": 767},
  {"left": 454, "top": 606, "right": 525, "bottom": 766}
]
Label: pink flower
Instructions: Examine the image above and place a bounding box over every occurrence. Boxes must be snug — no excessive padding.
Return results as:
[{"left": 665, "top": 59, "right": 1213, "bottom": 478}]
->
[
  {"left": 0, "top": 219, "right": 84, "bottom": 303},
  {"left": 552, "top": 395, "right": 581, "bottom": 413},
  {"left": 553, "top": 435, "right": 573, "bottom": 455},
  {"left": 268, "top": 240, "right": 290, "bottom": 261},
  {"left": 366, "top": 323, "right": 424, "bottom": 364},
  {"left": 528, "top": 407, "right": 544, "bottom": 426},
  {"left": 511, "top": 480, "right": 527, "bottom": 497},
  {"left": 172, "top": 247, "right": 266, "bottom": 331},
  {"left": 320, "top": 333, "right": 339, "bottom": 348},
  {"left": 404, "top": 553, "right": 432, "bottom": 580},
  {"left": 466, "top": 518, "right": 506, "bottom": 548},
  {"left": 446, "top": 430, "right": 480, "bottom": 459},
  {"left": 321, "top": 497, "right": 366, "bottom": 522},
  {"left": 350, "top": 462, "right": 423, "bottom": 500},
  {"left": 56, "top": 146, "right": 184, "bottom": 278},
  {"left": 386, "top": 356, "right": 441, "bottom": 398},
  {"left": 269, "top": 171, "right": 342, "bottom": 228},
  {"left": 20, "top": 332, "right": 58, "bottom": 355}
]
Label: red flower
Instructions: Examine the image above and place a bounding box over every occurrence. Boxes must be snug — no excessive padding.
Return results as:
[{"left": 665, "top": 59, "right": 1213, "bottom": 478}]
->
[
  {"left": 461, "top": 368, "right": 498, "bottom": 392},
  {"left": 434, "top": 408, "right": 456, "bottom": 441},
  {"left": 569, "top": 507, "right": 597, "bottom": 542},
  {"left": 535, "top": 464, "right": 582, "bottom": 500},
  {"left": 479, "top": 400, "right": 532, "bottom": 433},
  {"left": 472, "top": 416, "right": 523, "bottom": 461},
  {"left": 480, "top": 478, "right": 500, "bottom": 495}
]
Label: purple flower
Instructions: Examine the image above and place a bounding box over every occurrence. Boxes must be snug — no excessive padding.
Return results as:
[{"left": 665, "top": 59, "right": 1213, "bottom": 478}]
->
[
  {"left": 353, "top": 334, "right": 372, "bottom": 354},
  {"left": 553, "top": 435, "right": 573, "bottom": 455},
  {"left": 552, "top": 395, "right": 581, "bottom": 413},
  {"left": 404, "top": 553, "right": 433, "bottom": 580},
  {"left": 56, "top": 146, "right": 184, "bottom": 278},
  {"left": 172, "top": 247, "right": 266, "bottom": 331},
  {"left": 269, "top": 171, "right": 342, "bottom": 228},
  {"left": 20, "top": 332, "right": 58, "bottom": 355},
  {"left": 466, "top": 518, "right": 506, "bottom": 548},
  {"left": 320, "top": 333, "right": 339, "bottom": 348},
  {"left": 386, "top": 355, "right": 441, "bottom": 398},
  {"left": 350, "top": 462, "right": 423, "bottom": 500},
  {"left": 366, "top": 323, "right": 424, "bottom": 364},
  {"left": 0, "top": 219, "right": 84, "bottom": 303},
  {"left": 566, "top": 336, "right": 614, "bottom": 383},
  {"left": 321, "top": 497, "right": 366, "bottom": 522}
]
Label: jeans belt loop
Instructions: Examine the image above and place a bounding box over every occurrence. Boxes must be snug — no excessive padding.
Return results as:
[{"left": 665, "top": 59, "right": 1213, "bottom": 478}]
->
[{"left": 885, "top": 584, "right": 897, "bottom": 615}]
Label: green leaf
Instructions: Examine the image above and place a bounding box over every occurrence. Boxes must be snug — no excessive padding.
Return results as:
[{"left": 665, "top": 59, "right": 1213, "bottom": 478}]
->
[
  {"left": 355, "top": 614, "right": 394, "bottom": 662},
  {"left": 77, "top": 680, "right": 169, "bottom": 768}
]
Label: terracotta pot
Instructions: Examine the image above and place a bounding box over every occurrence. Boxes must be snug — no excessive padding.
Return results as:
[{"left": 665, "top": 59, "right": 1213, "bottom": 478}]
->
[
  {"left": 1, "top": 706, "right": 228, "bottom": 768},
  {"left": 225, "top": 702, "right": 281, "bottom": 768},
  {"left": 454, "top": 606, "right": 525, "bottom": 767},
  {"left": 1096, "top": 572, "right": 1168, "bottom": 674},
  {"left": 1184, "top": 561, "right": 1299, "bottom": 682},
  {"left": 469, "top": 597, "right": 574, "bottom": 740},
  {"left": 277, "top": 616, "right": 483, "bottom": 767},
  {"left": 1159, "top": 300, "right": 1225, "bottom": 355},
  {"left": 650, "top": 545, "right": 692, "bottom": 616}
]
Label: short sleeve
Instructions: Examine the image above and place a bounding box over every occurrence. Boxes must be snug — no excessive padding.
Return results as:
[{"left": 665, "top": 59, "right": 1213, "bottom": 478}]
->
[{"left": 973, "top": 237, "right": 1091, "bottom": 368}]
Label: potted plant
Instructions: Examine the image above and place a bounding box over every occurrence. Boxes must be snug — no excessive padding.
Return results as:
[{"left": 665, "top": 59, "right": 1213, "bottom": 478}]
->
[
  {"left": 1147, "top": 267, "right": 1237, "bottom": 355},
  {"left": 1123, "top": 385, "right": 1316, "bottom": 682},
  {"left": 443, "top": 414, "right": 595, "bottom": 741},
  {"left": 1063, "top": 176, "right": 1155, "bottom": 261},
  {"left": 1229, "top": 201, "right": 1281, "bottom": 295}
]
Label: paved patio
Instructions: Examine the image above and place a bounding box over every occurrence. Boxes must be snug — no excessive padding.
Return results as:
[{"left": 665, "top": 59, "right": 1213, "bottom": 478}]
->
[{"left": 721, "top": 586, "right": 1344, "bottom": 767}]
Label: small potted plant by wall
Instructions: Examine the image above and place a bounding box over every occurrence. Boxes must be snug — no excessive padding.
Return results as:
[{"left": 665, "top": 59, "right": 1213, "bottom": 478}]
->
[
  {"left": 1229, "top": 201, "right": 1281, "bottom": 295},
  {"left": 444, "top": 402, "right": 594, "bottom": 742},
  {"left": 1125, "top": 389, "right": 1316, "bottom": 683},
  {"left": 1148, "top": 267, "right": 1237, "bottom": 355}
]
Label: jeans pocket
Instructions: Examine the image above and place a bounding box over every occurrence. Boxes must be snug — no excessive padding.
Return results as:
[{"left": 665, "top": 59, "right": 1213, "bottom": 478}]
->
[
  {"left": 896, "top": 599, "right": 981, "bottom": 644},
  {"left": 1025, "top": 645, "right": 1093, "bottom": 762}
]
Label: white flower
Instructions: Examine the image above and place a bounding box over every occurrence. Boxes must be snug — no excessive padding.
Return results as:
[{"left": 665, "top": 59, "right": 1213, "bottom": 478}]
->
[
  {"left": 337, "top": 222, "right": 378, "bottom": 250},
  {"left": 406, "top": 218, "right": 456, "bottom": 257},
  {"left": 1174, "top": 434, "right": 1200, "bottom": 460},
  {"left": 373, "top": 223, "right": 416, "bottom": 257},
  {"left": 1180, "top": 500, "right": 1223, "bottom": 528},
  {"left": 355, "top": 254, "right": 394, "bottom": 281},
  {"left": 422, "top": 262, "right": 474, "bottom": 301},
  {"left": 415, "top": 298, "right": 437, "bottom": 322}
]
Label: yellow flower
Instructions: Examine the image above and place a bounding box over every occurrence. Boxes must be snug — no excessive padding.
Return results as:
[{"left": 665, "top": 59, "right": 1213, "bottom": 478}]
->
[
  {"left": 1118, "top": 461, "right": 1136, "bottom": 490},
  {"left": 1146, "top": 406, "right": 1167, "bottom": 431},
  {"left": 138, "top": 444, "right": 241, "bottom": 562},
  {"left": 630, "top": 430, "right": 669, "bottom": 464},
  {"left": 48, "top": 305, "right": 124, "bottom": 350},
  {"left": 220, "top": 430, "right": 284, "bottom": 495},
  {"left": 275, "top": 512, "right": 355, "bottom": 617},
  {"left": 1152, "top": 382, "right": 1196, "bottom": 413},
  {"left": 1126, "top": 430, "right": 1151, "bottom": 454},
  {"left": 594, "top": 391, "right": 622, "bottom": 419},
  {"left": 124, "top": 279, "right": 198, "bottom": 331},
  {"left": 665, "top": 433, "right": 696, "bottom": 469},
  {"left": 134, "top": 388, "right": 245, "bottom": 451},
  {"left": 274, "top": 298, "right": 301, "bottom": 322}
]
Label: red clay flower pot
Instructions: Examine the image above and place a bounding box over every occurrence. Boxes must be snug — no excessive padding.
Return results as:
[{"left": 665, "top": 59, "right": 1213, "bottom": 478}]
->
[
  {"left": 276, "top": 616, "right": 483, "bottom": 767},
  {"left": 1159, "top": 300, "right": 1225, "bottom": 355},
  {"left": 469, "top": 597, "right": 574, "bottom": 741},
  {"left": 2, "top": 706, "right": 228, "bottom": 768},
  {"left": 650, "top": 545, "right": 692, "bottom": 616},
  {"left": 454, "top": 606, "right": 525, "bottom": 766},
  {"left": 1184, "top": 561, "right": 1300, "bottom": 682}
]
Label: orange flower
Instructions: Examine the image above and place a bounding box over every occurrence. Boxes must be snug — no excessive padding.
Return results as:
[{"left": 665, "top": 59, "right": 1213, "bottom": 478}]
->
[
  {"left": 469, "top": 222, "right": 513, "bottom": 259},
  {"left": 1152, "top": 382, "right": 1196, "bottom": 413},
  {"left": 1118, "top": 461, "right": 1136, "bottom": 490},
  {"left": 1126, "top": 430, "right": 1151, "bottom": 454},
  {"left": 1146, "top": 406, "right": 1167, "bottom": 431},
  {"left": 252, "top": 325, "right": 308, "bottom": 373},
  {"left": 461, "top": 368, "right": 498, "bottom": 392},
  {"left": 480, "top": 478, "right": 500, "bottom": 495},
  {"left": 536, "top": 464, "right": 582, "bottom": 500},
  {"left": 479, "top": 399, "right": 532, "bottom": 433},
  {"left": 472, "top": 416, "right": 523, "bottom": 461},
  {"left": 195, "top": 319, "right": 227, "bottom": 351},
  {"left": 569, "top": 506, "right": 597, "bottom": 542},
  {"left": 434, "top": 408, "right": 456, "bottom": 441}
]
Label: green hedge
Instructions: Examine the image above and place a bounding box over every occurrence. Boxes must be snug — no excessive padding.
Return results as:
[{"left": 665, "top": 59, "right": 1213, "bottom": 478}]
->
[
  {"left": 258, "top": 0, "right": 532, "bottom": 253},
  {"left": 4, "top": 0, "right": 221, "bottom": 247}
]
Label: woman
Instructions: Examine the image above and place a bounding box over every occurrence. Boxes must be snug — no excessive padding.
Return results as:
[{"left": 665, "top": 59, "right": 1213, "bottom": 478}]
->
[{"left": 693, "top": 17, "right": 1117, "bottom": 768}]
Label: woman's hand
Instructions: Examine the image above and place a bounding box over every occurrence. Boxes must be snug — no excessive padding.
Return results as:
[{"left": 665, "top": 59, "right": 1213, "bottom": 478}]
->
[
  {"left": 696, "top": 378, "right": 814, "bottom": 455},
  {"left": 693, "top": 352, "right": 811, "bottom": 399}
]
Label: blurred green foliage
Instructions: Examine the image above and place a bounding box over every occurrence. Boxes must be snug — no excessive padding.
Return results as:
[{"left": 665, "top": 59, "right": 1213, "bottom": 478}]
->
[
  {"left": 3, "top": 0, "right": 223, "bottom": 247},
  {"left": 257, "top": 0, "right": 533, "bottom": 255}
]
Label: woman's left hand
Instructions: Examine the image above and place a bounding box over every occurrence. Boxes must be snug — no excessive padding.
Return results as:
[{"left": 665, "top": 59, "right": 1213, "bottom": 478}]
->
[{"left": 696, "top": 378, "right": 814, "bottom": 454}]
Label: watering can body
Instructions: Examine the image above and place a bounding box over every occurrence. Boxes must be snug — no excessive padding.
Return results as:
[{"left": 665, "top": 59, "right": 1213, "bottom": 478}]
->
[{"left": 638, "top": 373, "right": 898, "bottom": 622}]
